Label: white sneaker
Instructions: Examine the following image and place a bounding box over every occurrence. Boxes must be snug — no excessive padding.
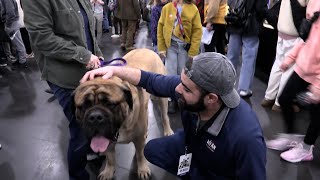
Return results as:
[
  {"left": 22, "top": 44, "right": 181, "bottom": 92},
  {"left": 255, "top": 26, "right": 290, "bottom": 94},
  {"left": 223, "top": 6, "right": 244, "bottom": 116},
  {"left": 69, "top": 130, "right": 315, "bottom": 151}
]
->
[
  {"left": 239, "top": 90, "right": 253, "bottom": 97},
  {"left": 280, "top": 143, "right": 313, "bottom": 163},
  {"left": 111, "top": 34, "right": 120, "bottom": 38},
  {"left": 266, "top": 133, "right": 304, "bottom": 151}
]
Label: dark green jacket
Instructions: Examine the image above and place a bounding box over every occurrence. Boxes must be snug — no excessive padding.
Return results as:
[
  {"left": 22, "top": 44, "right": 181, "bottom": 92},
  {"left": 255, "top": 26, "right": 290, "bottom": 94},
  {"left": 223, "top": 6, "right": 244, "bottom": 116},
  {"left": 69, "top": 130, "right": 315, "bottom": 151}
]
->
[{"left": 22, "top": 0, "right": 103, "bottom": 89}]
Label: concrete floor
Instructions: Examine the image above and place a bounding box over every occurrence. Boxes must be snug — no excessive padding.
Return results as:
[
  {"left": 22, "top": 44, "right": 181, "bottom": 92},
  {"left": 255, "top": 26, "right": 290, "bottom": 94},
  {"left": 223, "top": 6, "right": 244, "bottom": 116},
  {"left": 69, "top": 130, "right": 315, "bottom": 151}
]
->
[{"left": 0, "top": 22, "right": 319, "bottom": 180}]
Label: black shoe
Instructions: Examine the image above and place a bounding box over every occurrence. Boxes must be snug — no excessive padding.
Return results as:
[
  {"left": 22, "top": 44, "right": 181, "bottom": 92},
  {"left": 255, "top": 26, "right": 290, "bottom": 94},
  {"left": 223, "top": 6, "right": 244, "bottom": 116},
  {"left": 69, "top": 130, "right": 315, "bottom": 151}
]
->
[
  {"left": 45, "top": 88, "right": 54, "bottom": 94},
  {"left": 12, "top": 61, "right": 28, "bottom": 68},
  {"left": 168, "top": 101, "right": 177, "bottom": 114}
]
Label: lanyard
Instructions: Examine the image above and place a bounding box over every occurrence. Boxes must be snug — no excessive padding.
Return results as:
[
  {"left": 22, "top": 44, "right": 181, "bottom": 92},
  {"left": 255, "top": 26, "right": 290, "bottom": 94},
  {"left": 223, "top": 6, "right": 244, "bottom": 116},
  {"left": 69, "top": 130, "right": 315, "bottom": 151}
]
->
[{"left": 173, "top": 2, "right": 186, "bottom": 39}]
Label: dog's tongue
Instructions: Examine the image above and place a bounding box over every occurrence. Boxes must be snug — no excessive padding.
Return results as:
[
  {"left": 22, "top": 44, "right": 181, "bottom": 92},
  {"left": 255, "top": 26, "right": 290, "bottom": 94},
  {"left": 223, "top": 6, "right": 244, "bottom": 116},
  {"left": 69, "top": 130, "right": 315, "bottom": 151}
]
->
[{"left": 90, "top": 136, "right": 110, "bottom": 153}]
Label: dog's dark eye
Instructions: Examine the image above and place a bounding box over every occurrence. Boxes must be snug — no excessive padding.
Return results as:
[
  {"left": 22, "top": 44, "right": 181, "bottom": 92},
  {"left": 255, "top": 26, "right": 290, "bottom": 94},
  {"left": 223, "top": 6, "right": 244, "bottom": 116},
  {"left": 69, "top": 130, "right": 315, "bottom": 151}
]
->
[
  {"left": 106, "top": 102, "right": 118, "bottom": 109},
  {"left": 83, "top": 100, "right": 93, "bottom": 109}
]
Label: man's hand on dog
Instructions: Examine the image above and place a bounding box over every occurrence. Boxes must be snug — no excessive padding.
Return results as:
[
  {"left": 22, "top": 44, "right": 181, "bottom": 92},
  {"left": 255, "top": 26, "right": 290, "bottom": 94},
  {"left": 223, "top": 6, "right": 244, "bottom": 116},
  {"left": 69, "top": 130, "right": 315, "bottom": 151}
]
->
[{"left": 81, "top": 66, "right": 118, "bottom": 83}]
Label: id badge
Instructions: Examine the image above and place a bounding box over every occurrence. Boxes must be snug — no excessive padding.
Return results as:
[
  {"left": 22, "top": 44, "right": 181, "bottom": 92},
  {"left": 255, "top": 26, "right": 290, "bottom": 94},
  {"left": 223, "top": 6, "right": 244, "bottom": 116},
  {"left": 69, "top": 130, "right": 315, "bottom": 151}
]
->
[{"left": 177, "top": 153, "right": 192, "bottom": 176}]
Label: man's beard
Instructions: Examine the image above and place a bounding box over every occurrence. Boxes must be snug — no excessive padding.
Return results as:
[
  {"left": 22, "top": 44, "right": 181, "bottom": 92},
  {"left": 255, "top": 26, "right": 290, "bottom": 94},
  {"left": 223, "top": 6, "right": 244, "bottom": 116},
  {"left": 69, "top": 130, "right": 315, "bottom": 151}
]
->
[{"left": 178, "top": 95, "right": 206, "bottom": 112}]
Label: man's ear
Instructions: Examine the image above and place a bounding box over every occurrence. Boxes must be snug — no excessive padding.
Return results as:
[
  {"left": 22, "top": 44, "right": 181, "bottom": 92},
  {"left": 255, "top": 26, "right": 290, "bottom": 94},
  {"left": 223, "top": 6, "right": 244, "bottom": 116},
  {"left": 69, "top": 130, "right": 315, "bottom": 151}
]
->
[{"left": 207, "top": 93, "right": 219, "bottom": 104}]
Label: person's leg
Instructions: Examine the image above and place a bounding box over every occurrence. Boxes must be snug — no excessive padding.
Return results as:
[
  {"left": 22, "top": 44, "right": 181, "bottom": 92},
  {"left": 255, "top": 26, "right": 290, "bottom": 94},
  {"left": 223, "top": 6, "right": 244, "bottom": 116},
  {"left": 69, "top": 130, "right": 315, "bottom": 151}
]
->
[
  {"left": 263, "top": 37, "right": 284, "bottom": 103},
  {"left": 20, "top": 28, "right": 32, "bottom": 54},
  {"left": 144, "top": 129, "right": 185, "bottom": 176},
  {"left": 120, "top": 19, "right": 128, "bottom": 48},
  {"left": 95, "top": 13, "right": 104, "bottom": 45},
  {"left": 125, "top": 20, "right": 138, "bottom": 48},
  {"left": 304, "top": 104, "right": 320, "bottom": 145},
  {"left": 280, "top": 103, "right": 319, "bottom": 163},
  {"left": 227, "top": 33, "right": 242, "bottom": 70},
  {"left": 113, "top": 17, "right": 119, "bottom": 35},
  {"left": 11, "top": 30, "right": 27, "bottom": 64},
  {"left": 165, "top": 41, "right": 179, "bottom": 113},
  {"left": 47, "top": 82, "right": 89, "bottom": 180},
  {"left": 238, "top": 35, "right": 259, "bottom": 93},
  {"left": 177, "top": 44, "right": 188, "bottom": 76},
  {"left": 165, "top": 41, "right": 179, "bottom": 76},
  {"left": 0, "top": 43, "right": 7, "bottom": 66},
  {"left": 214, "top": 24, "right": 226, "bottom": 55},
  {"left": 278, "top": 72, "right": 309, "bottom": 133},
  {"left": 275, "top": 38, "right": 300, "bottom": 106}
]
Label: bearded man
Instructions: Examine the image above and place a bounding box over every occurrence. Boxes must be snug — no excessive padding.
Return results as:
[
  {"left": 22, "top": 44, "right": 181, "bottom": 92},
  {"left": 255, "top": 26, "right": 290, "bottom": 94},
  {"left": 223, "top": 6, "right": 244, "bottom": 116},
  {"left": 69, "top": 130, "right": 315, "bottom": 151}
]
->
[{"left": 80, "top": 52, "right": 267, "bottom": 179}]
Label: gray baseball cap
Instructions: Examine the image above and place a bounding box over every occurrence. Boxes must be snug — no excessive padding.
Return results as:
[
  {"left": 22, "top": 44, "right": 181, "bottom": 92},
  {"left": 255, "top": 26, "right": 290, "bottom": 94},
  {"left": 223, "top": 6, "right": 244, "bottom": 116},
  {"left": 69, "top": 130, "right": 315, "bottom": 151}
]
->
[{"left": 184, "top": 52, "right": 240, "bottom": 108}]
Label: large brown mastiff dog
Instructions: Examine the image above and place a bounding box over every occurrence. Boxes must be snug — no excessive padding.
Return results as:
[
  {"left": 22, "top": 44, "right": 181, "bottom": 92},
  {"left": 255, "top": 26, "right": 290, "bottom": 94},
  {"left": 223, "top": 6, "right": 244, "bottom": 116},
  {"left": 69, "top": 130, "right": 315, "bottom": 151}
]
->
[{"left": 74, "top": 49, "right": 174, "bottom": 180}]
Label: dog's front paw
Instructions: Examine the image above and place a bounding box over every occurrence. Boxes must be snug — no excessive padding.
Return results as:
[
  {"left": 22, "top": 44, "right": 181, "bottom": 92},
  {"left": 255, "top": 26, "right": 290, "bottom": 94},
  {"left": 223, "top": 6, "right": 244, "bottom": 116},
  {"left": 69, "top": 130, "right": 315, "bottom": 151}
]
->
[
  {"left": 98, "top": 166, "right": 115, "bottom": 180},
  {"left": 137, "top": 165, "right": 151, "bottom": 180},
  {"left": 163, "top": 128, "right": 174, "bottom": 136}
]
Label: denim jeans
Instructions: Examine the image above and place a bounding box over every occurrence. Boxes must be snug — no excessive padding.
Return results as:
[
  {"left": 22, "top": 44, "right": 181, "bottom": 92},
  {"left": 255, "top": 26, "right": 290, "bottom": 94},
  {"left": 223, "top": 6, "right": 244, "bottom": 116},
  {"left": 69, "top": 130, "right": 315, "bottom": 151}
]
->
[
  {"left": 144, "top": 129, "right": 208, "bottom": 180},
  {"left": 165, "top": 39, "right": 188, "bottom": 76},
  {"left": 47, "top": 81, "right": 89, "bottom": 180},
  {"left": 227, "top": 33, "right": 259, "bottom": 92},
  {"left": 10, "top": 30, "right": 26, "bottom": 64}
]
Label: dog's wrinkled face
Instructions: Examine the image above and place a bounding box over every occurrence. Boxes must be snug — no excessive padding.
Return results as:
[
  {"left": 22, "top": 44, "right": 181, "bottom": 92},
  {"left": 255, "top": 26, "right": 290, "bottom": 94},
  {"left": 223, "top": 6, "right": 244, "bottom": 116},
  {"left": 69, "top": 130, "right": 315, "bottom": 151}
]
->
[{"left": 74, "top": 77, "right": 133, "bottom": 153}]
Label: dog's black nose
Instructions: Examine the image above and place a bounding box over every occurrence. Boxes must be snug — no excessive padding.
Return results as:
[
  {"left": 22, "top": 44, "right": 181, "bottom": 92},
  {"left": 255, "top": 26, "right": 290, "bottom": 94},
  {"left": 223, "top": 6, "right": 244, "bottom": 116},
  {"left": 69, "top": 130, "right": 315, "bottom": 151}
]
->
[{"left": 88, "top": 111, "right": 104, "bottom": 123}]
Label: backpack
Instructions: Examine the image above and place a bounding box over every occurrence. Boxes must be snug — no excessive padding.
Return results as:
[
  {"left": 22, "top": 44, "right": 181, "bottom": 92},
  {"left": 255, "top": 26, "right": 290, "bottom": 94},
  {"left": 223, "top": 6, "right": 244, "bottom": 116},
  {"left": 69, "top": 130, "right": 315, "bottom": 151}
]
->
[{"left": 225, "top": 0, "right": 247, "bottom": 27}]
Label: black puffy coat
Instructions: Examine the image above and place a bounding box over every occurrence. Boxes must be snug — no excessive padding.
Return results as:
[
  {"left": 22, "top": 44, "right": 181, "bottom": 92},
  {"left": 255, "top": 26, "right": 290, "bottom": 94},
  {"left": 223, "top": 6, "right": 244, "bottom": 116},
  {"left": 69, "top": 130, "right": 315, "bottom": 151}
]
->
[{"left": 227, "top": 0, "right": 268, "bottom": 36}]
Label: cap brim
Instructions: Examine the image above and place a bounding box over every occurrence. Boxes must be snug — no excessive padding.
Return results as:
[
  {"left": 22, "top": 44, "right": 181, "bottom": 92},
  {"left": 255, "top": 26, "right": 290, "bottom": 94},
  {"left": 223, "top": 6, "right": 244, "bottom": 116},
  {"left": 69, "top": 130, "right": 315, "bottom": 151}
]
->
[{"left": 220, "top": 88, "right": 240, "bottom": 108}]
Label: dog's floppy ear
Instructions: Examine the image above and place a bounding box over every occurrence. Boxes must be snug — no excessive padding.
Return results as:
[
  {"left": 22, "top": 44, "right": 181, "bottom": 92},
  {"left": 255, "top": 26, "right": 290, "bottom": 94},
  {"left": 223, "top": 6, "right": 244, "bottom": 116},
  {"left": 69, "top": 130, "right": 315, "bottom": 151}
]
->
[{"left": 121, "top": 83, "right": 133, "bottom": 110}]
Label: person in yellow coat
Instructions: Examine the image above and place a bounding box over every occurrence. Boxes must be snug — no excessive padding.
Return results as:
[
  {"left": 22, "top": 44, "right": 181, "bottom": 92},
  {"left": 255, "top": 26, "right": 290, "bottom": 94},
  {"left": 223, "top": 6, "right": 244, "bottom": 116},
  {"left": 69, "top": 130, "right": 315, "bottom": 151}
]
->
[
  {"left": 203, "top": 0, "right": 227, "bottom": 54},
  {"left": 157, "top": 0, "right": 202, "bottom": 113}
]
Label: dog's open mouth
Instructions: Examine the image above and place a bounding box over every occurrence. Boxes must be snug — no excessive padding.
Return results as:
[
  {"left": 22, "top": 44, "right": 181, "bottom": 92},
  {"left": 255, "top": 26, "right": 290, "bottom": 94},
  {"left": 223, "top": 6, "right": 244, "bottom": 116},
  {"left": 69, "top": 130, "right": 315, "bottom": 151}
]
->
[{"left": 90, "top": 136, "right": 111, "bottom": 153}]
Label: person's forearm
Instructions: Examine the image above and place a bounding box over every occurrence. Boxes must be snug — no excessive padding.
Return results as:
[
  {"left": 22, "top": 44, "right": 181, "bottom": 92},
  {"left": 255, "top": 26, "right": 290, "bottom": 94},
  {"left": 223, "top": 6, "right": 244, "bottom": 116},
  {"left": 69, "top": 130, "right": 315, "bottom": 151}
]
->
[{"left": 113, "top": 67, "right": 142, "bottom": 85}]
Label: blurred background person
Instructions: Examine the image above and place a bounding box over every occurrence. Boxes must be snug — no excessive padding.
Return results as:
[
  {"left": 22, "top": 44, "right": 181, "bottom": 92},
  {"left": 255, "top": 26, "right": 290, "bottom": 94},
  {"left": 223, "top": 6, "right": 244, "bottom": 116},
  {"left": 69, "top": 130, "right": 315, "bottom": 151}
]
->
[{"left": 203, "top": 0, "right": 227, "bottom": 54}]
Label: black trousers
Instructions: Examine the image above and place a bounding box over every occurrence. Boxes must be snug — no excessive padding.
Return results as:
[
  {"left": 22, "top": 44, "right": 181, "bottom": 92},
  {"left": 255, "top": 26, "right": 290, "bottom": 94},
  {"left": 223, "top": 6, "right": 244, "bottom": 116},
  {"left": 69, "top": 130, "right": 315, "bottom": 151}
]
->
[
  {"left": 20, "top": 28, "right": 32, "bottom": 54},
  {"left": 113, "top": 16, "right": 122, "bottom": 35},
  {"left": 278, "top": 71, "right": 320, "bottom": 145},
  {"left": 204, "top": 24, "right": 226, "bottom": 55}
]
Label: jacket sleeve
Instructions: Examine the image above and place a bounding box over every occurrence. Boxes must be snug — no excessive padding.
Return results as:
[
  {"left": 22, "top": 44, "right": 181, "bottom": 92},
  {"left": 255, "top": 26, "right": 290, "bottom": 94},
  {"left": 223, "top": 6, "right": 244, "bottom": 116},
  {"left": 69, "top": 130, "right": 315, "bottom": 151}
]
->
[
  {"left": 22, "top": 0, "right": 92, "bottom": 64},
  {"left": 138, "top": 70, "right": 180, "bottom": 100},
  {"left": 204, "top": 0, "right": 221, "bottom": 24},
  {"left": 133, "top": 0, "right": 141, "bottom": 19},
  {"left": 188, "top": 10, "right": 202, "bottom": 57},
  {"left": 283, "top": 39, "right": 304, "bottom": 66},
  {"left": 2, "top": 0, "right": 15, "bottom": 27},
  {"left": 157, "top": 7, "right": 166, "bottom": 52},
  {"left": 150, "top": 7, "right": 158, "bottom": 44},
  {"left": 235, "top": 135, "right": 267, "bottom": 180}
]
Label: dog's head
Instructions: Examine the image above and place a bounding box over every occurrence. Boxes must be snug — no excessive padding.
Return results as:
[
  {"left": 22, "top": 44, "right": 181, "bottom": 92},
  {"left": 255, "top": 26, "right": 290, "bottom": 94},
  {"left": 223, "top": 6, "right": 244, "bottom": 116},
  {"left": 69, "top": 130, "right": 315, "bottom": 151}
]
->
[{"left": 74, "top": 77, "right": 133, "bottom": 153}]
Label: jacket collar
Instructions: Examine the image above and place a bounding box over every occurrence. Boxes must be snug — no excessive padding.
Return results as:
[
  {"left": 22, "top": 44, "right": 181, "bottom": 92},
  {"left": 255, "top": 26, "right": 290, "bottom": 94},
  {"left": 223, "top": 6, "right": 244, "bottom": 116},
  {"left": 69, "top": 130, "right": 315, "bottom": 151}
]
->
[{"left": 206, "top": 106, "right": 230, "bottom": 136}]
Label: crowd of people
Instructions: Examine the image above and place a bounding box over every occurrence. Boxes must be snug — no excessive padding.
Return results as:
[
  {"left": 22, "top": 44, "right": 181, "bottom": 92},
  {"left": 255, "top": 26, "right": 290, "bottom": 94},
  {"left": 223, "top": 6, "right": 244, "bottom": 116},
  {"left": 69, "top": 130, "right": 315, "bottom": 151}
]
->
[{"left": 1, "top": 0, "right": 319, "bottom": 179}]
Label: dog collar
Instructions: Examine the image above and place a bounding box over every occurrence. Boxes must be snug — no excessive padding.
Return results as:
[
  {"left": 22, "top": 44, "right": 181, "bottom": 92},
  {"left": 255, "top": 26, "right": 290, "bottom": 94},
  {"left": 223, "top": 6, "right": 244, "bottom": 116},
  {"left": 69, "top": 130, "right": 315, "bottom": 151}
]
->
[{"left": 100, "top": 58, "right": 127, "bottom": 67}]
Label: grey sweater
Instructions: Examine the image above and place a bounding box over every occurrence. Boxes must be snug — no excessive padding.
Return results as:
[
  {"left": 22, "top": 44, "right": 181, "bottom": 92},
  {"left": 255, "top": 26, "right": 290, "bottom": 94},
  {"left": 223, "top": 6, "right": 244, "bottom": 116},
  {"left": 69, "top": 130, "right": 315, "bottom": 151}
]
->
[{"left": 0, "top": 0, "right": 20, "bottom": 36}]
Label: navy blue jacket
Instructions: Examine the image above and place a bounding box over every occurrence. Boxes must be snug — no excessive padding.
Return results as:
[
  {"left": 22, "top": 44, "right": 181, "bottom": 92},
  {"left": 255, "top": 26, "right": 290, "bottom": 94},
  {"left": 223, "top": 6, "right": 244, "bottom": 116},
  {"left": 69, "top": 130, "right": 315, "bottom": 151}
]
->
[{"left": 138, "top": 70, "right": 267, "bottom": 180}]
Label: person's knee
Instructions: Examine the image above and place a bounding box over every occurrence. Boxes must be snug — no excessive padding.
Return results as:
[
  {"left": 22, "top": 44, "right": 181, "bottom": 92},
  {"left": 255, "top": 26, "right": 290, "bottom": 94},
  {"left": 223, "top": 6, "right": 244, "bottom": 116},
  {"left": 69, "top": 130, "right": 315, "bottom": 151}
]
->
[{"left": 144, "top": 139, "right": 158, "bottom": 162}]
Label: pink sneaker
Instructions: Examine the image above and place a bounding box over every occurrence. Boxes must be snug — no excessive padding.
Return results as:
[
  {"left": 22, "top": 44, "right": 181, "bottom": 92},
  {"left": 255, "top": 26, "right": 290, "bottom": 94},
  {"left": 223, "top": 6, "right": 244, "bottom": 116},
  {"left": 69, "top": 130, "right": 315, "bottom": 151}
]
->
[
  {"left": 266, "top": 134, "right": 303, "bottom": 151},
  {"left": 280, "top": 143, "right": 313, "bottom": 163}
]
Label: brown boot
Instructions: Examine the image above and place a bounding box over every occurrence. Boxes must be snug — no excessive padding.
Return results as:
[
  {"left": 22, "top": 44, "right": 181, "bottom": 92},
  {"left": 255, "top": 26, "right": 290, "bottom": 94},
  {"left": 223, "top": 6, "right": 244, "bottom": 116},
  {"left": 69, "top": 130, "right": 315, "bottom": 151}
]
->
[
  {"left": 271, "top": 104, "right": 282, "bottom": 112},
  {"left": 261, "top": 98, "right": 275, "bottom": 107},
  {"left": 125, "top": 46, "right": 136, "bottom": 51},
  {"left": 120, "top": 43, "right": 125, "bottom": 50}
]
